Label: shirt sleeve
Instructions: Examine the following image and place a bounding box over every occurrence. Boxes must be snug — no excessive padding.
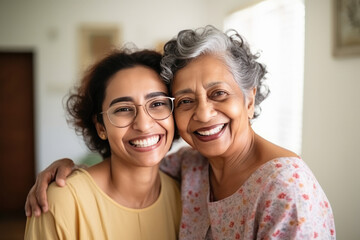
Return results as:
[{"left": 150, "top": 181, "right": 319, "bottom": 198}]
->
[
  {"left": 25, "top": 211, "right": 61, "bottom": 240},
  {"left": 255, "top": 165, "right": 335, "bottom": 239},
  {"left": 24, "top": 183, "right": 76, "bottom": 239},
  {"left": 160, "top": 147, "right": 191, "bottom": 181}
]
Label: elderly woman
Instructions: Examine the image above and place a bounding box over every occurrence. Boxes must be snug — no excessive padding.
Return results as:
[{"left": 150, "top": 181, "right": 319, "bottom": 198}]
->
[{"left": 25, "top": 26, "right": 335, "bottom": 239}]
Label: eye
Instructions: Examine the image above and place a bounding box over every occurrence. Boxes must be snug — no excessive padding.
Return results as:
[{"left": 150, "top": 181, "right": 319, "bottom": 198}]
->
[
  {"left": 115, "top": 107, "right": 131, "bottom": 112},
  {"left": 175, "top": 98, "right": 195, "bottom": 111},
  {"left": 176, "top": 98, "right": 194, "bottom": 107},
  {"left": 111, "top": 105, "right": 135, "bottom": 115},
  {"left": 210, "top": 90, "right": 228, "bottom": 101},
  {"left": 150, "top": 102, "right": 163, "bottom": 108},
  {"left": 150, "top": 100, "right": 165, "bottom": 108},
  {"left": 148, "top": 98, "right": 171, "bottom": 109}
]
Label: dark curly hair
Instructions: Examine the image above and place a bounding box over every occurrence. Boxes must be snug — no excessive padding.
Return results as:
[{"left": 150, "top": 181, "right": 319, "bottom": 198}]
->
[
  {"left": 66, "top": 48, "right": 171, "bottom": 158},
  {"left": 160, "top": 25, "right": 269, "bottom": 119}
]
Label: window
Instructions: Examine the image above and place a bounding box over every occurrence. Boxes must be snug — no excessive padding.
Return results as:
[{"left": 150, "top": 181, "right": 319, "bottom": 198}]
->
[{"left": 224, "top": 0, "right": 305, "bottom": 154}]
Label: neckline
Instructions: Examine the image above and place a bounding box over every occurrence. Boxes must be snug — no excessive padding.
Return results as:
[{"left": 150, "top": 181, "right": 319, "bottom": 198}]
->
[
  {"left": 78, "top": 168, "right": 165, "bottom": 212},
  {"left": 207, "top": 156, "right": 301, "bottom": 204}
]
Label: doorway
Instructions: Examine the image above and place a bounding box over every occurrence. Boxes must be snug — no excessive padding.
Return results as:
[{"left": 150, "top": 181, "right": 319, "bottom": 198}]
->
[{"left": 0, "top": 51, "right": 35, "bottom": 239}]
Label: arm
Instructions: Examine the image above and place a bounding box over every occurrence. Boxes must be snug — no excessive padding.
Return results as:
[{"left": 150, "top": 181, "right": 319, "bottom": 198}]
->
[
  {"left": 25, "top": 210, "right": 60, "bottom": 240},
  {"left": 25, "top": 158, "right": 76, "bottom": 217},
  {"left": 160, "top": 146, "right": 191, "bottom": 181}
]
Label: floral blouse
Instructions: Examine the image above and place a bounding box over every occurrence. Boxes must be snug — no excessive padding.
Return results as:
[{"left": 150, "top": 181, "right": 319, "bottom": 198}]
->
[{"left": 160, "top": 147, "right": 335, "bottom": 240}]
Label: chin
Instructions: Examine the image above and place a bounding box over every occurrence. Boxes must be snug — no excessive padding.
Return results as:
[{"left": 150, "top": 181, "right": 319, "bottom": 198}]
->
[
  {"left": 138, "top": 157, "right": 163, "bottom": 168},
  {"left": 195, "top": 145, "right": 228, "bottom": 158}
]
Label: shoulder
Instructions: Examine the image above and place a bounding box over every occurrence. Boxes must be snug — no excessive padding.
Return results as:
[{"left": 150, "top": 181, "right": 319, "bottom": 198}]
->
[
  {"left": 47, "top": 169, "right": 91, "bottom": 211},
  {"left": 255, "top": 134, "right": 298, "bottom": 162},
  {"left": 250, "top": 157, "right": 328, "bottom": 209},
  {"left": 263, "top": 157, "right": 307, "bottom": 176},
  {"left": 36, "top": 170, "right": 91, "bottom": 236},
  {"left": 160, "top": 171, "right": 180, "bottom": 190},
  {"left": 159, "top": 171, "right": 181, "bottom": 203},
  {"left": 161, "top": 147, "right": 205, "bottom": 177},
  {"left": 47, "top": 169, "right": 89, "bottom": 193},
  {"left": 258, "top": 157, "right": 333, "bottom": 216},
  {"left": 254, "top": 158, "right": 335, "bottom": 238},
  {"left": 159, "top": 171, "right": 182, "bottom": 213},
  {"left": 257, "top": 157, "right": 319, "bottom": 191}
]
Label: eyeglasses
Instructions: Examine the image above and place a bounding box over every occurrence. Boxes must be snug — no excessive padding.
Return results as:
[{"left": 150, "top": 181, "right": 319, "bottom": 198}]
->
[{"left": 100, "top": 96, "right": 175, "bottom": 128}]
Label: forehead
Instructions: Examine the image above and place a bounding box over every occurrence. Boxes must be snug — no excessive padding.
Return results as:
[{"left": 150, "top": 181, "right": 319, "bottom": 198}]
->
[
  {"left": 172, "top": 55, "right": 236, "bottom": 93},
  {"left": 105, "top": 66, "right": 168, "bottom": 99}
]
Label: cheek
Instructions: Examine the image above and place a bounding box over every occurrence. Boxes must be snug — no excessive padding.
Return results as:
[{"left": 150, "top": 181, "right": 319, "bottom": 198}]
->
[
  {"left": 163, "top": 117, "right": 175, "bottom": 137},
  {"left": 225, "top": 99, "right": 246, "bottom": 119},
  {"left": 174, "top": 110, "right": 188, "bottom": 131},
  {"left": 107, "top": 128, "right": 123, "bottom": 140},
  {"left": 106, "top": 130, "right": 126, "bottom": 151}
]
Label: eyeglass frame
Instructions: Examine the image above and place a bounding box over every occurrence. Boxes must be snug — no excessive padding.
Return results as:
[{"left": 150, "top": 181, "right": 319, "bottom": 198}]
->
[{"left": 99, "top": 96, "right": 175, "bottom": 128}]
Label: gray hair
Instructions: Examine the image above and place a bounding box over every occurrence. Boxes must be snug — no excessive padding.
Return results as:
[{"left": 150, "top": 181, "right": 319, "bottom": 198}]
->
[{"left": 160, "top": 25, "right": 269, "bottom": 119}]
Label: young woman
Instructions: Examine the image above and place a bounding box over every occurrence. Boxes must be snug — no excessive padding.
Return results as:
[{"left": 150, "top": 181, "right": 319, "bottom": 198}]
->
[{"left": 24, "top": 49, "right": 181, "bottom": 239}]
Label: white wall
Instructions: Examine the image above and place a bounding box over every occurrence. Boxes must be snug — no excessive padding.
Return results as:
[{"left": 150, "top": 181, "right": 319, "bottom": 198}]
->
[
  {"left": 0, "top": 0, "right": 213, "bottom": 172},
  {"left": 303, "top": 1, "right": 360, "bottom": 239},
  {"left": 0, "top": 0, "right": 359, "bottom": 238},
  {"left": 211, "top": 1, "right": 360, "bottom": 238}
]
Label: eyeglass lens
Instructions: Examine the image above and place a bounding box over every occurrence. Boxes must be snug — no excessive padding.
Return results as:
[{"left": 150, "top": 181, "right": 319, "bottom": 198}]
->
[{"left": 106, "top": 97, "right": 173, "bottom": 127}]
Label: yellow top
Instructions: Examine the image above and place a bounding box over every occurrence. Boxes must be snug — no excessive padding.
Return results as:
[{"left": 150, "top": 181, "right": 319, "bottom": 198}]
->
[{"left": 25, "top": 169, "right": 181, "bottom": 240}]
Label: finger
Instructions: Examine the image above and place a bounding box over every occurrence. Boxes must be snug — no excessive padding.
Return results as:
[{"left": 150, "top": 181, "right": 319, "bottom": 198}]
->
[
  {"left": 55, "top": 159, "right": 75, "bottom": 187},
  {"left": 26, "top": 185, "right": 43, "bottom": 217},
  {"left": 25, "top": 186, "right": 35, "bottom": 217},
  {"left": 30, "top": 158, "right": 76, "bottom": 214},
  {"left": 25, "top": 200, "right": 31, "bottom": 217},
  {"left": 34, "top": 171, "right": 54, "bottom": 213}
]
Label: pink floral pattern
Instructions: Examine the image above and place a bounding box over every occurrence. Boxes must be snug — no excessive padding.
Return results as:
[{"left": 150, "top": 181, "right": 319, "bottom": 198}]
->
[{"left": 160, "top": 147, "right": 335, "bottom": 239}]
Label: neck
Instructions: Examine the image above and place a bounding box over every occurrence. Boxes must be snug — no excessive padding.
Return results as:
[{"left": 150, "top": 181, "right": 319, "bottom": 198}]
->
[
  {"left": 97, "top": 158, "right": 161, "bottom": 209},
  {"left": 208, "top": 129, "right": 257, "bottom": 200}
]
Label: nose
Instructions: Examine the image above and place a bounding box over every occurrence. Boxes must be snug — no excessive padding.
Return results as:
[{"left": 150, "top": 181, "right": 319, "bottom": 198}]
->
[
  {"left": 192, "top": 99, "right": 217, "bottom": 122},
  {"left": 132, "top": 106, "right": 155, "bottom": 131}
]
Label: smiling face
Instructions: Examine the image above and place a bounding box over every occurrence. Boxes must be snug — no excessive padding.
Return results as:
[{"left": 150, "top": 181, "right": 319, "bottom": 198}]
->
[
  {"left": 96, "top": 66, "right": 174, "bottom": 168},
  {"left": 172, "top": 55, "right": 256, "bottom": 158}
]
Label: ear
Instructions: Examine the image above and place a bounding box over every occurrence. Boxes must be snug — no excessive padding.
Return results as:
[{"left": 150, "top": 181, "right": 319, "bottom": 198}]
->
[
  {"left": 94, "top": 115, "right": 107, "bottom": 140},
  {"left": 246, "top": 87, "right": 257, "bottom": 119}
]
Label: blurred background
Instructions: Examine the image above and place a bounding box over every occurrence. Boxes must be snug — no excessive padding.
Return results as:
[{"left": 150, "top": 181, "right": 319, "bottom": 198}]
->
[{"left": 0, "top": 0, "right": 359, "bottom": 239}]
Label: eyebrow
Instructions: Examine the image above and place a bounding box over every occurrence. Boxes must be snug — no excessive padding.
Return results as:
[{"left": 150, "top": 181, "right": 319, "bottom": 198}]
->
[
  {"left": 109, "top": 92, "right": 168, "bottom": 107},
  {"left": 173, "top": 81, "right": 224, "bottom": 97},
  {"left": 173, "top": 88, "right": 193, "bottom": 97}
]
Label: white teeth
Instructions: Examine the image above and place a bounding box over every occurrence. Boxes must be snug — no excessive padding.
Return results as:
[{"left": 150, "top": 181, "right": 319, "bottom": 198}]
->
[
  {"left": 196, "top": 124, "right": 224, "bottom": 136},
  {"left": 130, "top": 136, "right": 160, "bottom": 148}
]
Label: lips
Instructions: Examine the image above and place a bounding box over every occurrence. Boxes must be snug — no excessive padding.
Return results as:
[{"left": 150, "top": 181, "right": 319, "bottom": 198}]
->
[
  {"left": 129, "top": 135, "right": 160, "bottom": 148},
  {"left": 196, "top": 124, "right": 225, "bottom": 136},
  {"left": 194, "top": 124, "right": 226, "bottom": 141}
]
